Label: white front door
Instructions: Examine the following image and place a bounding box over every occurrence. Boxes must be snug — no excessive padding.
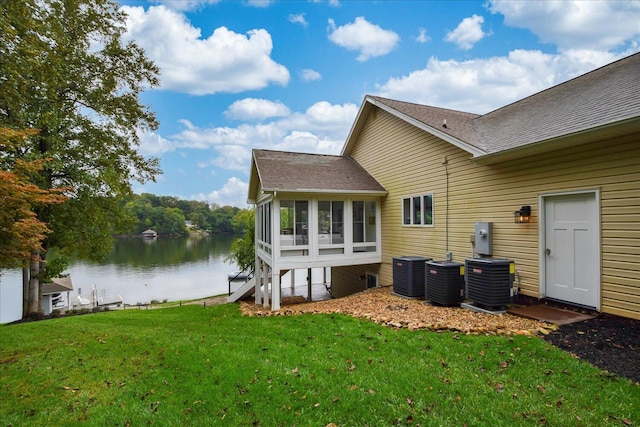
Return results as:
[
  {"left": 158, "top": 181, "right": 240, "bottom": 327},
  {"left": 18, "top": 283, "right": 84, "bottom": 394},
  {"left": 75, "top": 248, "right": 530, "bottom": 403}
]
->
[{"left": 543, "top": 192, "right": 600, "bottom": 309}]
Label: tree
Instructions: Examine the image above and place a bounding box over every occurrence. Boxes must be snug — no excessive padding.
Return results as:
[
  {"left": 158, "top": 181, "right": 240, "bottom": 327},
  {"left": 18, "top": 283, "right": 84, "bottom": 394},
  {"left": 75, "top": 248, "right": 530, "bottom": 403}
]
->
[
  {"left": 0, "top": 129, "right": 66, "bottom": 268},
  {"left": 226, "top": 208, "right": 255, "bottom": 272},
  {"left": 0, "top": 0, "right": 161, "bottom": 316},
  {"left": 211, "top": 205, "right": 241, "bottom": 233}
]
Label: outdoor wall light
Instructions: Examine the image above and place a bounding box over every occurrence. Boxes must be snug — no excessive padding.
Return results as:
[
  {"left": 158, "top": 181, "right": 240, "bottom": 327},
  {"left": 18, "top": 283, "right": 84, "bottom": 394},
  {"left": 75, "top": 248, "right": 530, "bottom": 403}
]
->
[{"left": 514, "top": 205, "right": 531, "bottom": 224}]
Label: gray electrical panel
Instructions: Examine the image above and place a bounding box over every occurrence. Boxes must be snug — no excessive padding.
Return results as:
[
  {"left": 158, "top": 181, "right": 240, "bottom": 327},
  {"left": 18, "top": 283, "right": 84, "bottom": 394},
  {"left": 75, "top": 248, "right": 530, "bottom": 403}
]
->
[{"left": 474, "top": 222, "right": 493, "bottom": 256}]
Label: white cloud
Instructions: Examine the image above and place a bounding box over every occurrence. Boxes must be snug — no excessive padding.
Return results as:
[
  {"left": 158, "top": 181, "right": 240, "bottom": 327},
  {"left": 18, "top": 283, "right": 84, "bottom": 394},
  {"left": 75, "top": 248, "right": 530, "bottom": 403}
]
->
[
  {"left": 488, "top": 0, "right": 640, "bottom": 51},
  {"left": 416, "top": 28, "right": 431, "bottom": 44},
  {"left": 300, "top": 68, "right": 322, "bottom": 81},
  {"left": 246, "top": 0, "right": 273, "bottom": 8},
  {"left": 155, "top": 0, "right": 221, "bottom": 12},
  {"left": 224, "top": 98, "right": 291, "bottom": 121},
  {"left": 278, "top": 101, "right": 359, "bottom": 136},
  {"left": 445, "top": 14, "right": 487, "bottom": 50},
  {"left": 328, "top": 17, "right": 400, "bottom": 62},
  {"left": 138, "top": 101, "right": 358, "bottom": 180},
  {"left": 275, "top": 131, "right": 343, "bottom": 154},
  {"left": 121, "top": 5, "right": 289, "bottom": 95},
  {"left": 138, "top": 130, "right": 175, "bottom": 156},
  {"left": 375, "top": 50, "right": 622, "bottom": 114},
  {"left": 310, "top": 0, "right": 341, "bottom": 6},
  {"left": 194, "top": 177, "right": 250, "bottom": 208},
  {"left": 289, "top": 13, "right": 308, "bottom": 27}
]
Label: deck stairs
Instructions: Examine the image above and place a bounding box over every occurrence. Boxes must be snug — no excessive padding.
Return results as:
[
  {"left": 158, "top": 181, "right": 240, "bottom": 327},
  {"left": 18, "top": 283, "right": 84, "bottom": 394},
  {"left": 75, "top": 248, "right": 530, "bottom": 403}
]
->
[{"left": 228, "top": 276, "right": 259, "bottom": 302}]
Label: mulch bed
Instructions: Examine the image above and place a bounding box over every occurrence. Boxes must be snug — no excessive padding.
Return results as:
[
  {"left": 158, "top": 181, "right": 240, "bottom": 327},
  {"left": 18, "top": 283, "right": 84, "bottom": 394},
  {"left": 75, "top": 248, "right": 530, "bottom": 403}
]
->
[
  {"left": 543, "top": 314, "right": 640, "bottom": 384},
  {"left": 240, "top": 286, "right": 553, "bottom": 335},
  {"left": 239, "top": 286, "right": 640, "bottom": 384}
]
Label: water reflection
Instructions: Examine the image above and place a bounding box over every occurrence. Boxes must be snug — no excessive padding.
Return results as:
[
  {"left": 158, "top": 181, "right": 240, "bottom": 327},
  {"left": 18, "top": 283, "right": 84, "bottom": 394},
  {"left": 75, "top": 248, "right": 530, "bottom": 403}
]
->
[
  {"left": 1, "top": 235, "right": 239, "bottom": 307},
  {"left": 70, "top": 235, "right": 238, "bottom": 305},
  {"left": 105, "top": 235, "right": 234, "bottom": 269}
]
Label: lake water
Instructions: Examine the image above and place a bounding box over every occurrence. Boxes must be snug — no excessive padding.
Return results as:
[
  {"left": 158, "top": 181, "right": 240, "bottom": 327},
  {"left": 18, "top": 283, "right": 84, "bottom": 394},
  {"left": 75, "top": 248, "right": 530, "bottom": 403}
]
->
[
  {"left": 1, "top": 235, "right": 240, "bottom": 307},
  {"left": 0, "top": 235, "right": 329, "bottom": 324}
]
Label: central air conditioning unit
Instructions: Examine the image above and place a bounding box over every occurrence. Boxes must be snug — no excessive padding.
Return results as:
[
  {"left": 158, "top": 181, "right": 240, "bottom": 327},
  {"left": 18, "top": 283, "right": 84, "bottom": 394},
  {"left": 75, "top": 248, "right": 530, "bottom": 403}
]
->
[
  {"left": 465, "top": 258, "right": 514, "bottom": 310},
  {"left": 392, "top": 256, "right": 431, "bottom": 298},
  {"left": 425, "top": 261, "right": 465, "bottom": 306}
]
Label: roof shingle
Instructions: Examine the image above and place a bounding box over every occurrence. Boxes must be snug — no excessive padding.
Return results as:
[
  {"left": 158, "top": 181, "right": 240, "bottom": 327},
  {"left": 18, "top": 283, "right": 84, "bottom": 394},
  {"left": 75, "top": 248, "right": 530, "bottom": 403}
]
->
[{"left": 253, "top": 149, "right": 386, "bottom": 194}]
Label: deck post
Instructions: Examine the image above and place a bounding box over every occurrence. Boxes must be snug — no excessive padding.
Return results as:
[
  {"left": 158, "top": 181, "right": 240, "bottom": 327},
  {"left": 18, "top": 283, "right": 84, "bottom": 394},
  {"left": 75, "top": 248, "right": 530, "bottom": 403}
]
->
[
  {"left": 291, "top": 269, "right": 295, "bottom": 290},
  {"left": 272, "top": 271, "right": 281, "bottom": 310},
  {"left": 254, "top": 259, "right": 262, "bottom": 305},
  {"left": 262, "top": 262, "right": 270, "bottom": 308}
]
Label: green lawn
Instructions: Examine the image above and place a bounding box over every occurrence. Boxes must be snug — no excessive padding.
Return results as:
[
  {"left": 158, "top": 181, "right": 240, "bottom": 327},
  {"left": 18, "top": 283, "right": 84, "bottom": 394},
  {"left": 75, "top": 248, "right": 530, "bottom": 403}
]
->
[{"left": 1, "top": 304, "right": 638, "bottom": 426}]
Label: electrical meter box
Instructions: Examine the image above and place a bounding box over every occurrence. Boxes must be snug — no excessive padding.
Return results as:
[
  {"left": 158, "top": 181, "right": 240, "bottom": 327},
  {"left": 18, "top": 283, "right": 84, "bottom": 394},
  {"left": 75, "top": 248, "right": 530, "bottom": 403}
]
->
[{"left": 474, "top": 222, "right": 493, "bottom": 256}]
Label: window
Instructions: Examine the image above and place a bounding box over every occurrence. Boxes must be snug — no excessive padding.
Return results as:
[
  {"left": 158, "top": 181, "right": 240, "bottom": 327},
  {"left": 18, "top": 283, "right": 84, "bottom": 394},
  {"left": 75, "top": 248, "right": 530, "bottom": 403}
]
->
[
  {"left": 402, "top": 194, "right": 433, "bottom": 226},
  {"left": 318, "top": 201, "right": 344, "bottom": 245},
  {"left": 256, "top": 202, "right": 271, "bottom": 244},
  {"left": 256, "top": 202, "right": 271, "bottom": 254},
  {"left": 280, "top": 200, "right": 308, "bottom": 246},
  {"left": 353, "top": 200, "right": 377, "bottom": 252}
]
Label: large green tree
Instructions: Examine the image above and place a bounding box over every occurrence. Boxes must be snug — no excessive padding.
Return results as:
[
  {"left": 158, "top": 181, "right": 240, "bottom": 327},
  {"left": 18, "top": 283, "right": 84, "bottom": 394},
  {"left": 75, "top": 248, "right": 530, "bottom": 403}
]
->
[{"left": 0, "top": 0, "right": 161, "bottom": 316}]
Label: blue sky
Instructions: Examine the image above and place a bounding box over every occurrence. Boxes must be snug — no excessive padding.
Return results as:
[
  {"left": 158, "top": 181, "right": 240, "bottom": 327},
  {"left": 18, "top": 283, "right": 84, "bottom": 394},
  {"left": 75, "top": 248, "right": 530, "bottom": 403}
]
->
[{"left": 118, "top": 0, "right": 640, "bottom": 207}]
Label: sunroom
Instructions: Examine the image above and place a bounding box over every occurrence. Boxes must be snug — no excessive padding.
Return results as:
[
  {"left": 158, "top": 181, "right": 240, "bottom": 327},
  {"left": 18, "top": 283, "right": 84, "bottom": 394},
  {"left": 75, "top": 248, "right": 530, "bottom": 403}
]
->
[{"left": 231, "top": 149, "right": 387, "bottom": 310}]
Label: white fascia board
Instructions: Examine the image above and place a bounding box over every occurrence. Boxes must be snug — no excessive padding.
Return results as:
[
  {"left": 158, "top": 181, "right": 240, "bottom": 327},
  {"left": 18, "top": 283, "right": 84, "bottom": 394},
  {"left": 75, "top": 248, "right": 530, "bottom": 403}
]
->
[{"left": 262, "top": 188, "right": 387, "bottom": 196}]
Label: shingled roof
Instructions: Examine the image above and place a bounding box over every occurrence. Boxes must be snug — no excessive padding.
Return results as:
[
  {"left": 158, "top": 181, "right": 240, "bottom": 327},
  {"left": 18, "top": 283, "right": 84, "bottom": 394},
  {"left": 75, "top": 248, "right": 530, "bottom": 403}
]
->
[
  {"left": 476, "top": 51, "right": 640, "bottom": 155},
  {"left": 367, "top": 96, "right": 482, "bottom": 147},
  {"left": 344, "top": 52, "right": 640, "bottom": 162},
  {"left": 248, "top": 149, "right": 386, "bottom": 203},
  {"left": 42, "top": 276, "right": 73, "bottom": 295}
]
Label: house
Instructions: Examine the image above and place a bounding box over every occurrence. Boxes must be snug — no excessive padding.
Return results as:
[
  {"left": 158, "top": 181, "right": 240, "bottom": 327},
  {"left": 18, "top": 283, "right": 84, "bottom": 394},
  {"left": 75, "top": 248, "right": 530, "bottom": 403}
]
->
[
  {"left": 231, "top": 150, "right": 387, "bottom": 309},
  {"left": 141, "top": 229, "right": 158, "bottom": 238},
  {"left": 0, "top": 274, "right": 75, "bottom": 323},
  {"left": 41, "top": 276, "right": 74, "bottom": 315},
  {"left": 235, "top": 52, "right": 640, "bottom": 320}
]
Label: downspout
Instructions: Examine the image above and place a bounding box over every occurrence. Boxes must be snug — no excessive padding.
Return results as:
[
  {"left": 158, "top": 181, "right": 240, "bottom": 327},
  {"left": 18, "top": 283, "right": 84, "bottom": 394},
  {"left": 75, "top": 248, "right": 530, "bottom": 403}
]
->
[{"left": 442, "top": 156, "right": 450, "bottom": 260}]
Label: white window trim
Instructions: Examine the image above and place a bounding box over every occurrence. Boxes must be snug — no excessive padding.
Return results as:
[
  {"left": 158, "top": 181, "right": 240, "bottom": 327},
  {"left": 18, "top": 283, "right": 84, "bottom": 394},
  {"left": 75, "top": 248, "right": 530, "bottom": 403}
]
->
[{"left": 402, "top": 194, "right": 434, "bottom": 227}]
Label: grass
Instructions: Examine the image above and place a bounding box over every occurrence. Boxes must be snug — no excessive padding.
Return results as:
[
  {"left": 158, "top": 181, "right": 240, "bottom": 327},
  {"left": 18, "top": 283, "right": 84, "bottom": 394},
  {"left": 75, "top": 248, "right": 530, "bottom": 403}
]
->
[{"left": 1, "top": 304, "right": 638, "bottom": 426}]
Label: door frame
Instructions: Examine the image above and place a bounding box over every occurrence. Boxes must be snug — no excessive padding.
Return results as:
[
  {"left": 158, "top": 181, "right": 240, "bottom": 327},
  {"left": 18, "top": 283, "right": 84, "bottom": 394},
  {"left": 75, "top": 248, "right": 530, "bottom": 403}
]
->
[
  {"left": 366, "top": 272, "right": 379, "bottom": 289},
  {"left": 538, "top": 189, "right": 601, "bottom": 311}
]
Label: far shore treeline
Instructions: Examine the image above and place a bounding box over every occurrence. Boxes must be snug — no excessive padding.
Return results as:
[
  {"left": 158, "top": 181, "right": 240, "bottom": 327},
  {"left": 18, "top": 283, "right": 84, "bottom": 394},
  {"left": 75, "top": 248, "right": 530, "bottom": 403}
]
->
[{"left": 123, "top": 193, "right": 248, "bottom": 237}]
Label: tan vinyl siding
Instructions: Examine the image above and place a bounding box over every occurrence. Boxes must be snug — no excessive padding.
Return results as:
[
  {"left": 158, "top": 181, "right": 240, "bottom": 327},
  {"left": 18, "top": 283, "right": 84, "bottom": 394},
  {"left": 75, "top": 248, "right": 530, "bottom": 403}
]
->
[
  {"left": 331, "top": 264, "right": 381, "bottom": 298},
  {"left": 349, "top": 106, "right": 640, "bottom": 319},
  {"left": 255, "top": 181, "right": 271, "bottom": 205}
]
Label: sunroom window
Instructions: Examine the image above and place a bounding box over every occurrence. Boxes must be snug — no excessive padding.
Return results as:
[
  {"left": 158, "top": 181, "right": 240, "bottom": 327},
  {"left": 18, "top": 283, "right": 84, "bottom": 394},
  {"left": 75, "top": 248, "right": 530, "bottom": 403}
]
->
[
  {"left": 318, "top": 201, "right": 344, "bottom": 244},
  {"left": 280, "top": 200, "right": 308, "bottom": 246},
  {"left": 353, "top": 200, "right": 377, "bottom": 252},
  {"left": 256, "top": 202, "right": 271, "bottom": 254}
]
